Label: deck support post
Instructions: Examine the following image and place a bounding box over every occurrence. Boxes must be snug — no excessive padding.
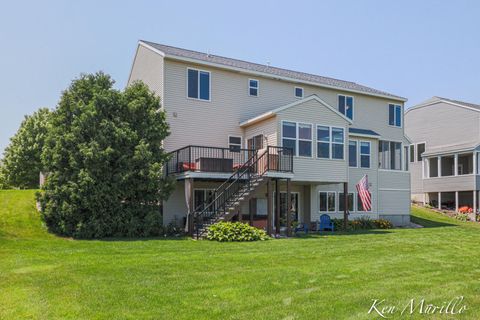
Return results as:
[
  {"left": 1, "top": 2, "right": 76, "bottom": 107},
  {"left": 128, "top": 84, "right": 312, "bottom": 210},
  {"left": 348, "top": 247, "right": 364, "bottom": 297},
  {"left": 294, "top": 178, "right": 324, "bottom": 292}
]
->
[
  {"left": 187, "top": 178, "right": 195, "bottom": 237},
  {"left": 438, "top": 192, "right": 442, "bottom": 210},
  {"left": 275, "top": 179, "right": 281, "bottom": 236},
  {"left": 343, "top": 182, "right": 348, "bottom": 230},
  {"left": 455, "top": 191, "right": 459, "bottom": 212},
  {"left": 267, "top": 179, "right": 274, "bottom": 235},
  {"left": 286, "top": 178, "right": 292, "bottom": 237}
]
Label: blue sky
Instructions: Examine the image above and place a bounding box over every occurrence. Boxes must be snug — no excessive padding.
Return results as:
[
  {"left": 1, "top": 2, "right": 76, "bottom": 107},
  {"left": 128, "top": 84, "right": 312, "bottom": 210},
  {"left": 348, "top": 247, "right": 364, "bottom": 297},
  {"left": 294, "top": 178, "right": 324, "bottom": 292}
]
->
[{"left": 1, "top": 0, "right": 479, "bottom": 153}]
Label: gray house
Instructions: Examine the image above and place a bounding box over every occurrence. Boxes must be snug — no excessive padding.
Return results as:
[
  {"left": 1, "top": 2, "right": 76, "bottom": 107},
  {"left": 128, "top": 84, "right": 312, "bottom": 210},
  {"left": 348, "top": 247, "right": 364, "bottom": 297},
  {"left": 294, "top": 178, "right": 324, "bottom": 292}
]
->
[
  {"left": 405, "top": 97, "right": 480, "bottom": 219},
  {"left": 128, "top": 40, "right": 411, "bottom": 236}
]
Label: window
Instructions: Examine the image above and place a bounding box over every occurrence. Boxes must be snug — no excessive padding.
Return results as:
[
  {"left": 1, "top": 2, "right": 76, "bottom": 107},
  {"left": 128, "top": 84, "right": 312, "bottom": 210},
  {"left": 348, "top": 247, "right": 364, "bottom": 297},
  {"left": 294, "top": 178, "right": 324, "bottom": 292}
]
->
[
  {"left": 282, "top": 122, "right": 312, "bottom": 157},
  {"left": 417, "top": 143, "right": 425, "bottom": 162},
  {"left": 357, "top": 192, "right": 372, "bottom": 212},
  {"left": 404, "top": 146, "right": 409, "bottom": 171},
  {"left": 298, "top": 123, "right": 312, "bottom": 157},
  {"left": 187, "top": 68, "right": 210, "bottom": 100},
  {"left": 249, "top": 79, "right": 259, "bottom": 96},
  {"left": 428, "top": 157, "right": 438, "bottom": 177},
  {"left": 388, "top": 104, "right": 402, "bottom": 127},
  {"left": 332, "top": 128, "right": 344, "bottom": 159},
  {"left": 194, "top": 189, "right": 215, "bottom": 212},
  {"left": 349, "top": 141, "right": 358, "bottom": 167},
  {"left": 339, "top": 95, "right": 354, "bottom": 120},
  {"left": 319, "top": 192, "right": 336, "bottom": 212},
  {"left": 228, "top": 136, "right": 242, "bottom": 152},
  {"left": 339, "top": 193, "right": 354, "bottom": 212},
  {"left": 379, "top": 141, "right": 402, "bottom": 170},
  {"left": 282, "top": 122, "right": 296, "bottom": 155},
  {"left": 247, "top": 135, "right": 263, "bottom": 150},
  {"left": 317, "top": 126, "right": 330, "bottom": 159},
  {"left": 409, "top": 145, "right": 415, "bottom": 163},
  {"left": 294, "top": 87, "right": 304, "bottom": 98},
  {"left": 316, "top": 126, "right": 344, "bottom": 160},
  {"left": 360, "top": 141, "right": 371, "bottom": 168}
]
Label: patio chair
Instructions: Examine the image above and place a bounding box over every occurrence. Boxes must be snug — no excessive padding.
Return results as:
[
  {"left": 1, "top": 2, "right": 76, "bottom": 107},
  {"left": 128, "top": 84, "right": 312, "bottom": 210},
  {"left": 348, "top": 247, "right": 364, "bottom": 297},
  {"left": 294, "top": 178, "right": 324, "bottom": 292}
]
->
[
  {"left": 294, "top": 223, "right": 309, "bottom": 234},
  {"left": 318, "top": 214, "right": 334, "bottom": 232}
]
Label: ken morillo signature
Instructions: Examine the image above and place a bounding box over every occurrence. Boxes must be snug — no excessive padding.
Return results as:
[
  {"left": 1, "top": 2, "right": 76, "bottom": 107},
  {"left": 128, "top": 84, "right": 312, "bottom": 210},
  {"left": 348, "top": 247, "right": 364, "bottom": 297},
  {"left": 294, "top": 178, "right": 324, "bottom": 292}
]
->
[{"left": 368, "top": 296, "right": 467, "bottom": 318}]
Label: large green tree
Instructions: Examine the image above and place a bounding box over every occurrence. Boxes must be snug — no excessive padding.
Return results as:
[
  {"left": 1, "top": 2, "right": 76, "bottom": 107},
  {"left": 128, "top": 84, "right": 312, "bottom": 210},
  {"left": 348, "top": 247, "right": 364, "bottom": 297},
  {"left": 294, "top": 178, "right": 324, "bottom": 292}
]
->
[
  {"left": 37, "top": 72, "right": 174, "bottom": 238},
  {"left": 1, "top": 108, "right": 51, "bottom": 189}
]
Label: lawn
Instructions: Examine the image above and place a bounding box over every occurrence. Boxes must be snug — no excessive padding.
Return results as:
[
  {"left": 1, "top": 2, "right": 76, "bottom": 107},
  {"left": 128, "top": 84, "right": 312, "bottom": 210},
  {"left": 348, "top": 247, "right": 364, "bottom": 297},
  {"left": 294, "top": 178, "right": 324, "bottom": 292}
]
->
[{"left": 1, "top": 190, "right": 479, "bottom": 319}]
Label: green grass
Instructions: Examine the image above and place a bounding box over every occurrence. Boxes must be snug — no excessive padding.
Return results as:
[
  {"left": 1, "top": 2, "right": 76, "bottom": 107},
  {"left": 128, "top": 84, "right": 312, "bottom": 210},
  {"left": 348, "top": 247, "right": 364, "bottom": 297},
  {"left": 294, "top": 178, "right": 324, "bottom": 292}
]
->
[{"left": 1, "top": 190, "right": 480, "bottom": 319}]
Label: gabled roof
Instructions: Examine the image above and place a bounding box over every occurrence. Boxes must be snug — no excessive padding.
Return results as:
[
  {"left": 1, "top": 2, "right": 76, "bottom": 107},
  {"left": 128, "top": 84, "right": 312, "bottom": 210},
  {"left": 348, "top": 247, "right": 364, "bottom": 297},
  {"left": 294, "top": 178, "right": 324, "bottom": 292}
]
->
[
  {"left": 406, "top": 96, "right": 480, "bottom": 114},
  {"left": 239, "top": 95, "right": 353, "bottom": 127},
  {"left": 139, "top": 40, "right": 407, "bottom": 102},
  {"left": 348, "top": 128, "right": 380, "bottom": 138}
]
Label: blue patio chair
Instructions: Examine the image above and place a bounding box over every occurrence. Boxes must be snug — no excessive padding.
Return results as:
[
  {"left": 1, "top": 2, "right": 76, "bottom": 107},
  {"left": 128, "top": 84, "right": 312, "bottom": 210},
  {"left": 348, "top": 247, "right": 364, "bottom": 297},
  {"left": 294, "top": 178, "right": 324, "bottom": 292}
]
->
[
  {"left": 294, "top": 223, "right": 309, "bottom": 234},
  {"left": 318, "top": 214, "right": 334, "bottom": 232}
]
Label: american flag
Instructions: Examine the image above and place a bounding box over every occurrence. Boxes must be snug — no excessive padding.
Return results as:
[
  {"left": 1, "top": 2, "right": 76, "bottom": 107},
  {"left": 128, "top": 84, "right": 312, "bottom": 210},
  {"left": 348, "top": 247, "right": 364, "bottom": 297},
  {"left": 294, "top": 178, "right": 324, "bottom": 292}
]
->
[{"left": 356, "top": 174, "right": 371, "bottom": 211}]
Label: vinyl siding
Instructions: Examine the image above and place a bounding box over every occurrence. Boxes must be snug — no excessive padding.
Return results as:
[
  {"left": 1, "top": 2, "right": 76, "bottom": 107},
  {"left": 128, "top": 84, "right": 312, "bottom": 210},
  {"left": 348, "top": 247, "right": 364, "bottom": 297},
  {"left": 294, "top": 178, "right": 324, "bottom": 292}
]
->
[
  {"left": 276, "top": 99, "right": 349, "bottom": 182},
  {"left": 244, "top": 117, "right": 277, "bottom": 148},
  {"left": 423, "top": 175, "right": 476, "bottom": 192},
  {"left": 405, "top": 101, "right": 480, "bottom": 195},
  {"left": 162, "top": 58, "right": 406, "bottom": 152},
  {"left": 128, "top": 45, "right": 164, "bottom": 100}
]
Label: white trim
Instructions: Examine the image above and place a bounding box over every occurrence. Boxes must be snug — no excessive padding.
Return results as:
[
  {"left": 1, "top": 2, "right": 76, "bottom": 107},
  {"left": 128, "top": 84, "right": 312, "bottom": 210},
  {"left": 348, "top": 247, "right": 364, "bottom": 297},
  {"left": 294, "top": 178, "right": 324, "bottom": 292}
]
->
[
  {"left": 186, "top": 67, "right": 211, "bottom": 102},
  {"left": 405, "top": 97, "right": 480, "bottom": 114},
  {"left": 387, "top": 103, "right": 403, "bottom": 128},
  {"left": 294, "top": 86, "right": 304, "bottom": 99},
  {"left": 318, "top": 191, "right": 337, "bottom": 213},
  {"left": 281, "top": 121, "right": 313, "bottom": 158},
  {"left": 359, "top": 140, "right": 371, "bottom": 169},
  {"left": 240, "top": 95, "right": 353, "bottom": 127},
  {"left": 138, "top": 41, "right": 166, "bottom": 57},
  {"left": 248, "top": 78, "right": 259, "bottom": 97},
  {"left": 337, "top": 94, "right": 355, "bottom": 121},
  {"left": 316, "top": 125, "right": 346, "bottom": 161}
]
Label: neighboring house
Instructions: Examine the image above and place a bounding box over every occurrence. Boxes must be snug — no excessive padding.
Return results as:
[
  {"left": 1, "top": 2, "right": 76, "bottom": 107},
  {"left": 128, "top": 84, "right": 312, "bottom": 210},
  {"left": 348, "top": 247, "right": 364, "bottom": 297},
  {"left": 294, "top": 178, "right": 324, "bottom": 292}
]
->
[
  {"left": 128, "top": 40, "right": 411, "bottom": 236},
  {"left": 405, "top": 97, "right": 480, "bottom": 219}
]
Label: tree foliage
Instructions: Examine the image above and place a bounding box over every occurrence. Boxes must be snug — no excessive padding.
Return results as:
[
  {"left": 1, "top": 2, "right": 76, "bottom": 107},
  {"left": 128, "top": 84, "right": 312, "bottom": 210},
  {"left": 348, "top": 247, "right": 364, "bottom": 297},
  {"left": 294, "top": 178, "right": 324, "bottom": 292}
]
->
[
  {"left": 1, "top": 108, "right": 51, "bottom": 189},
  {"left": 37, "top": 72, "right": 174, "bottom": 238}
]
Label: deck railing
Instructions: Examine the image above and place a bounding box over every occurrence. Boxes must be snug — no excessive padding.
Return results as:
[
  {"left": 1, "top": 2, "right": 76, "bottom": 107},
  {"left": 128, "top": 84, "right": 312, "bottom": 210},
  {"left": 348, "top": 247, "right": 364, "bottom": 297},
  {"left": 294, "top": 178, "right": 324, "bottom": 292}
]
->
[{"left": 166, "top": 145, "right": 293, "bottom": 175}]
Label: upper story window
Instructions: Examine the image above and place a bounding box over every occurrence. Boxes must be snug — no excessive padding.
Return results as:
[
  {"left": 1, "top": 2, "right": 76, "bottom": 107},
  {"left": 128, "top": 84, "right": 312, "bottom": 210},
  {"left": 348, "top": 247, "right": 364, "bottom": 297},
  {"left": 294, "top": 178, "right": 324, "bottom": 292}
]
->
[
  {"left": 379, "top": 140, "right": 402, "bottom": 170},
  {"left": 281, "top": 121, "right": 312, "bottom": 157},
  {"left": 338, "top": 95, "right": 354, "bottom": 120},
  {"left": 294, "top": 87, "right": 304, "bottom": 98},
  {"left": 249, "top": 79, "right": 259, "bottom": 96},
  {"left": 228, "top": 136, "right": 242, "bottom": 152},
  {"left": 416, "top": 143, "right": 425, "bottom": 161},
  {"left": 349, "top": 140, "right": 358, "bottom": 167},
  {"left": 317, "top": 126, "right": 345, "bottom": 160},
  {"left": 187, "top": 68, "right": 210, "bottom": 101},
  {"left": 360, "top": 141, "right": 371, "bottom": 168},
  {"left": 388, "top": 104, "right": 402, "bottom": 127},
  {"left": 409, "top": 145, "right": 415, "bottom": 162}
]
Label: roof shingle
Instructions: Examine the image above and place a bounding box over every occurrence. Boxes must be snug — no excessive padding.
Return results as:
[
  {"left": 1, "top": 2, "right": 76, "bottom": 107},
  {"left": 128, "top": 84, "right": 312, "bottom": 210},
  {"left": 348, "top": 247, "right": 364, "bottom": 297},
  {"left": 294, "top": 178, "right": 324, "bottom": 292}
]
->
[{"left": 141, "top": 40, "right": 406, "bottom": 101}]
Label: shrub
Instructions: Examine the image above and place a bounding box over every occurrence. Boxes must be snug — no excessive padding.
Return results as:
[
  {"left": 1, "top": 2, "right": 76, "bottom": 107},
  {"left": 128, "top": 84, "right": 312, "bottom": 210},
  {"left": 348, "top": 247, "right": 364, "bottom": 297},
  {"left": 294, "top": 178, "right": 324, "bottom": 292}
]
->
[
  {"left": 37, "top": 73, "right": 174, "bottom": 238},
  {"left": 373, "top": 219, "right": 394, "bottom": 229},
  {"left": 206, "top": 222, "right": 269, "bottom": 242},
  {"left": 455, "top": 213, "right": 469, "bottom": 222},
  {"left": 331, "top": 217, "right": 393, "bottom": 230}
]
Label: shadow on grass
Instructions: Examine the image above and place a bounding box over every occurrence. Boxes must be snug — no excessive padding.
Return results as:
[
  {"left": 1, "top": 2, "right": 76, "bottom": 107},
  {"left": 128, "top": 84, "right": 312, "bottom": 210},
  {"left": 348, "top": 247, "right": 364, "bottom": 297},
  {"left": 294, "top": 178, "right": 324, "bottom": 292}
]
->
[
  {"left": 293, "top": 229, "right": 393, "bottom": 238},
  {"left": 410, "top": 215, "right": 456, "bottom": 228}
]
